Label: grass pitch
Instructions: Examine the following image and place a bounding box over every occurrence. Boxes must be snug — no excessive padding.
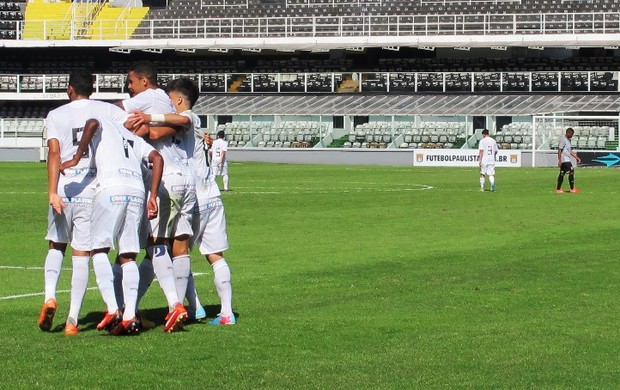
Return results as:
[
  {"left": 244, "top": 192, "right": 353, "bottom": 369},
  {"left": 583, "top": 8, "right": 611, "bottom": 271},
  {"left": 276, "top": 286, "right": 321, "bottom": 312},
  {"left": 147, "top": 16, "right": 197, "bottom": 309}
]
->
[{"left": 0, "top": 161, "right": 619, "bottom": 389}]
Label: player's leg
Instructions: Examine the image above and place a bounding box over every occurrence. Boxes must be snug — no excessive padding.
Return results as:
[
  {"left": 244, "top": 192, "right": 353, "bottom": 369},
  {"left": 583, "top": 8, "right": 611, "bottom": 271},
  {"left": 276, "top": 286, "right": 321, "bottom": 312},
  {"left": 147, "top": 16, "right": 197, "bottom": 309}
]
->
[
  {"left": 568, "top": 166, "right": 576, "bottom": 191},
  {"left": 556, "top": 169, "right": 566, "bottom": 191},
  {"left": 487, "top": 165, "right": 496, "bottom": 192},
  {"left": 197, "top": 197, "right": 234, "bottom": 325},
  {"left": 479, "top": 165, "right": 486, "bottom": 191},
  {"left": 40, "top": 204, "right": 71, "bottom": 331},
  {"left": 170, "top": 183, "right": 195, "bottom": 307},
  {"left": 221, "top": 163, "right": 229, "bottom": 191},
  {"left": 185, "top": 273, "right": 206, "bottom": 320}
]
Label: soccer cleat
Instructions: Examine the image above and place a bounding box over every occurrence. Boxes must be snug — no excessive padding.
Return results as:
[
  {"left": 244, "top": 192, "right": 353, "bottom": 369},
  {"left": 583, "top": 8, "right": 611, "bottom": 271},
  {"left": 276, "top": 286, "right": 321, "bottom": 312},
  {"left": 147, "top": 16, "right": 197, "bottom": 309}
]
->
[
  {"left": 570, "top": 188, "right": 578, "bottom": 193},
  {"left": 136, "top": 313, "right": 156, "bottom": 331},
  {"left": 38, "top": 298, "right": 57, "bottom": 331},
  {"left": 110, "top": 318, "right": 139, "bottom": 336},
  {"left": 480, "top": 188, "right": 485, "bottom": 192},
  {"left": 64, "top": 323, "right": 79, "bottom": 336},
  {"left": 209, "top": 313, "right": 236, "bottom": 326},
  {"left": 491, "top": 185, "right": 496, "bottom": 192},
  {"left": 194, "top": 306, "right": 207, "bottom": 321},
  {"left": 555, "top": 189, "right": 564, "bottom": 193},
  {"left": 96, "top": 310, "right": 122, "bottom": 331},
  {"left": 163, "top": 304, "right": 188, "bottom": 333}
]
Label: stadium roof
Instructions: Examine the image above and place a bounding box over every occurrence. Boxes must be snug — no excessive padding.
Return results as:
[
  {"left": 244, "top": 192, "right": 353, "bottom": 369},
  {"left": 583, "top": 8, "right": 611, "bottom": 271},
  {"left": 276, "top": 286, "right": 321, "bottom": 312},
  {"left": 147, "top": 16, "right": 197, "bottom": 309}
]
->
[{"left": 193, "top": 94, "right": 620, "bottom": 116}]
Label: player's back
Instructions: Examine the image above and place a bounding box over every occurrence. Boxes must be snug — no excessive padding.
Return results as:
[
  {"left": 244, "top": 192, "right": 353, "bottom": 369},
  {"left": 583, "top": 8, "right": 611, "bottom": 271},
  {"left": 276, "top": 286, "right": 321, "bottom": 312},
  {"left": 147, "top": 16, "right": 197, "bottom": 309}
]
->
[
  {"left": 46, "top": 100, "right": 127, "bottom": 167},
  {"left": 211, "top": 138, "right": 227, "bottom": 162},
  {"left": 479, "top": 136, "right": 498, "bottom": 164},
  {"left": 90, "top": 117, "right": 153, "bottom": 193}
]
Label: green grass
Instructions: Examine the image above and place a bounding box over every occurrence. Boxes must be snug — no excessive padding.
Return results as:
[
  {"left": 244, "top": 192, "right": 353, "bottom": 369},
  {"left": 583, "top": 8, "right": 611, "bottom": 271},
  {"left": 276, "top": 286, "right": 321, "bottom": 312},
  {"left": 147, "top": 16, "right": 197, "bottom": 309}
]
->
[{"left": 1, "top": 162, "right": 619, "bottom": 389}]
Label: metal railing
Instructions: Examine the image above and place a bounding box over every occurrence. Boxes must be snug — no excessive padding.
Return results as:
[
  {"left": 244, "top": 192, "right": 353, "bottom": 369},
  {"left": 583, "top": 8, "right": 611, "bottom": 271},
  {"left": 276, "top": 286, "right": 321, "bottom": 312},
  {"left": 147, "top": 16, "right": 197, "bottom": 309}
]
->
[{"left": 7, "top": 12, "right": 620, "bottom": 41}]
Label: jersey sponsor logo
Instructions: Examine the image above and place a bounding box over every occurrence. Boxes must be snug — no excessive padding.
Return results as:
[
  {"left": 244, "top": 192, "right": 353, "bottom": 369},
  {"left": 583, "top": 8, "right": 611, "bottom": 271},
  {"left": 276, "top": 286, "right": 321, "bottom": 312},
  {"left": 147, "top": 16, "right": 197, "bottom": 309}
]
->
[
  {"left": 196, "top": 198, "right": 223, "bottom": 212},
  {"left": 63, "top": 167, "right": 97, "bottom": 177},
  {"left": 109, "top": 195, "right": 144, "bottom": 205},
  {"left": 118, "top": 168, "right": 142, "bottom": 180},
  {"left": 171, "top": 184, "right": 196, "bottom": 192}
]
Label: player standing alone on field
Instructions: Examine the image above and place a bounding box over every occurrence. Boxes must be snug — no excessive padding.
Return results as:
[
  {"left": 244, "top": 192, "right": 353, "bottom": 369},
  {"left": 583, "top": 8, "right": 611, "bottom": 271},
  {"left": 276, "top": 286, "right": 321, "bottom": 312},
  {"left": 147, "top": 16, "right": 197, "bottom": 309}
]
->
[
  {"left": 556, "top": 127, "right": 582, "bottom": 193},
  {"left": 478, "top": 129, "right": 498, "bottom": 192},
  {"left": 211, "top": 131, "right": 229, "bottom": 192}
]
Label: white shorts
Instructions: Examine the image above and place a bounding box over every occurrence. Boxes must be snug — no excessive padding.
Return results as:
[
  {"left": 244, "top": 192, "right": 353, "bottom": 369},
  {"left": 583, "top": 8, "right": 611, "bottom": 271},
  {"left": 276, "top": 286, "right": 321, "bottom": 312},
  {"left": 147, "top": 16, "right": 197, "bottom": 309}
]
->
[
  {"left": 212, "top": 161, "right": 228, "bottom": 176},
  {"left": 91, "top": 187, "right": 145, "bottom": 255},
  {"left": 45, "top": 178, "right": 95, "bottom": 252},
  {"left": 148, "top": 172, "right": 196, "bottom": 240},
  {"left": 192, "top": 196, "right": 229, "bottom": 255},
  {"left": 480, "top": 164, "right": 496, "bottom": 176}
]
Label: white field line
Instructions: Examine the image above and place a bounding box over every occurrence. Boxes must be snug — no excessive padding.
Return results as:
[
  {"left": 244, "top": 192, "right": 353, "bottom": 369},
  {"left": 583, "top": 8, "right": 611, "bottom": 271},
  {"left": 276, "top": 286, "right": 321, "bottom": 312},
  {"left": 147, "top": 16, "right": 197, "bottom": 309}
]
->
[{"left": 0, "top": 270, "right": 208, "bottom": 301}]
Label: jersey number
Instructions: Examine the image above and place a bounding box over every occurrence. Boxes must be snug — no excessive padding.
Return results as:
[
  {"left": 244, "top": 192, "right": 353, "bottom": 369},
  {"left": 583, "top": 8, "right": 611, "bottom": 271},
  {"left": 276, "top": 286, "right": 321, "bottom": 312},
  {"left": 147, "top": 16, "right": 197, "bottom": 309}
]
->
[{"left": 72, "top": 127, "right": 90, "bottom": 158}]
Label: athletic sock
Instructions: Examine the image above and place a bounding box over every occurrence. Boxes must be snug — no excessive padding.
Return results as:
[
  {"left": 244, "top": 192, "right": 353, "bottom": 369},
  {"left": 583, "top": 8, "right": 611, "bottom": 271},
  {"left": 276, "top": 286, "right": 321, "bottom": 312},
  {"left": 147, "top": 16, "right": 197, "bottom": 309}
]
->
[
  {"left": 137, "top": 256, "right": 154, "bottom": 306},
  {"left": 152, "top": 245, "right": 180, "bottom": 310},
  {"left": 223, "top": 174, "right": 229, "bottom": 191},
  {"left": 92, "top": 253, "right": 118, "bottom": 313},
  {"left": 479, "top": 177, "right": 485, "bottom": 190},
  {"left": 43, "top": 248, "right": 64, "bottom": 302},
  {"left": 185, "top": 272, "right": 204, "bottom": 312},
  {"left": 172, "top": 255, "right": 191, "bottom": 307},
  {"left": 121, "top": 261, "right": 140, "bottom": 321},
  {"left": 112, "top": 261, "right": 124, "bottom": 309},
  {"left": 212, "top": 259, "right": 233, "bottom": 317},
  {"left": 67, "top": 256, "right": 89, "bottom": 326},
  {"left": 557, "top": 174, "right": 564, "bottom": 190},
  {"left": 489, "top": 175, "right": 495, "bottom": 186},
  {"left": 569, "top": 173, "right": 575, "bottom": 189}
]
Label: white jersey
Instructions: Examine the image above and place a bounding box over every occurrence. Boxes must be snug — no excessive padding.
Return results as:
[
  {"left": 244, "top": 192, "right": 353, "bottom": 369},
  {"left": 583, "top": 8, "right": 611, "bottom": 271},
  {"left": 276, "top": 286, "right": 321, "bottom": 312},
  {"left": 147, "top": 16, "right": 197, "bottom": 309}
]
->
[
  {"left": 558, "top": 136, "right": 573, "bottom": 163},
  {"left": 122, "top": 88, "right": 188, "bottom": 175},
  {"left": 184, "top": 110, "right": 221, "bottom": 200},
  {"left": 45, "top": 99, "right": 128, "bottom": 178},
  {"left": 89, "top": 117, "right": 155, "bottom": 193},
  {"left": 211, "top": 138, "right": 228, "bottom": 164},
  {"left": 478, "top": 136, "right": 498, "bottom": 165}
]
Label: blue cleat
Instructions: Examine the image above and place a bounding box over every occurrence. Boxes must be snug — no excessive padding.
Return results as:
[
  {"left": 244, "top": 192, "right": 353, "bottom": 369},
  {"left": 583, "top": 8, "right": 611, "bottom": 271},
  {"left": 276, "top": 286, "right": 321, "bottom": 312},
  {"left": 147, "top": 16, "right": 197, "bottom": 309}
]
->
[
  {"left": 209, "top": 313, "right": 236, "bottom": 325},
  {"left": 194, "top": 306, "right": 206, "bottom": 321},
  {"left": 491, "top": 184, "right": 496, "bottom": 192}
]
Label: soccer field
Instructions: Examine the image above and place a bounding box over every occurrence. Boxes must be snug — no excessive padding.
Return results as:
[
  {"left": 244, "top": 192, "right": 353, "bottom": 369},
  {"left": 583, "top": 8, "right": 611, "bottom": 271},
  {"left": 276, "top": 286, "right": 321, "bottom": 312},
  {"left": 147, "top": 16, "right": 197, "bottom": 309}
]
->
[{"left": 0, "top": 161, "right": 619, "bottom": 388}]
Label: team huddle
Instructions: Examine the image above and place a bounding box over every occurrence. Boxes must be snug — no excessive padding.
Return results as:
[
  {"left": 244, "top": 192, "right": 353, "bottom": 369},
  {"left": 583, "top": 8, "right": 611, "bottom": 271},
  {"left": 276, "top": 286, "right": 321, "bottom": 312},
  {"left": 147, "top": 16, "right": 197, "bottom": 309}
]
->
[{"left": 38, "top": 61, "right": 234, "bottom": 336}]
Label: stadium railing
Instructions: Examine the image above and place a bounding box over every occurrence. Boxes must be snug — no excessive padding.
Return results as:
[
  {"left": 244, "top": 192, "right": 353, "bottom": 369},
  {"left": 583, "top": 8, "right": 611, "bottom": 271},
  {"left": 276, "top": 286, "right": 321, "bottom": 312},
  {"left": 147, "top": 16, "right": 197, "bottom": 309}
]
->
[{"left": 7, "top": 11, "right": 620, "bottom": 40}]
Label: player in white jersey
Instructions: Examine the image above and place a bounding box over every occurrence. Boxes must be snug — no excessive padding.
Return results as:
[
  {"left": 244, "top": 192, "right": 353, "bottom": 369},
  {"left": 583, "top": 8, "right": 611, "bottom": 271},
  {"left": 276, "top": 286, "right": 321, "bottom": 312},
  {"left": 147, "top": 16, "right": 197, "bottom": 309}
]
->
[
  {"left": 556, "top": 127, "right": 582, "bottom": 193},
  {"left": 477, "top": 129, "right": 499, "bottom": 192},
  {"left": 40, "top": 70, "right": 128, "bottom": 335},
  {"left": 119, "top": 60, "right": 190, "bottom": 331},
  {"left": 134, "top": 78, "right": 235, "bottom": 325},
  {"left": 210, "top": 131, "right": 229, "bottom": 191},
  {"left": 61, "top": 115, "right": 163, "bottom": 335}
]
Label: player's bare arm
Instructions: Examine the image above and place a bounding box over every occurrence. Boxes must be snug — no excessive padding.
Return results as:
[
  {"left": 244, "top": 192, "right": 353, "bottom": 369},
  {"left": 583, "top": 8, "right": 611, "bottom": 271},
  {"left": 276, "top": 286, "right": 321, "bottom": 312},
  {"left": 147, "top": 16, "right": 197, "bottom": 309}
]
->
[
  {"left": 478, "top": 149, "right": 484, "bottom": 166},
  {"left": 146, "top": 125, "right": 185, "bottom": 140},
  {"left": 46, "top": 138, "right": 66, "bottom": 214},
  {"left": 60, "top": 118, "right": 99, "bottom": 172},
  {"left": 557, "top": 148, "right": 563, "bottom": 167},
  {"left": 132, "top": 112, "right": 191, "bottom": 128},
  {"left": 571, "top": 151, "right": 581, "bottom": 163},
  {"left": 147, "top": 150, "right": 163, "bottom": 220}
]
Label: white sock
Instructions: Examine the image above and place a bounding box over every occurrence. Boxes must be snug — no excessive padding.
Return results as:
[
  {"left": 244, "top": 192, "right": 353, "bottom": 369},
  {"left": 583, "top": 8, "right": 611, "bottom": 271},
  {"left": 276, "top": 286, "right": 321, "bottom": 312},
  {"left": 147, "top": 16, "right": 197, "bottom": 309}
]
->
[
  {"left": 479, "top": 177, "right": 485, "bottom": 190},
  {"left": 212, "top": 259, "right": 233, "bottom": 317},
  {"left": 121, "top": 261, "right": 140, "bottom": 321},
  {"left": 223, "top": 174, "right": 229, "bottom": 191},
  {"left": 152, "top": 245, "right": 180, "bottom": 310},
  {"left": 44, "top": 248, "right": 64, "bottom": 301},
  {"left": 137, "top": 256, "right": 154, "bottom": 306},
  {"left": 172, "top": 255, "right": 191, "bottom": 307},
  {"left": 92, "top": 253, "right": 118, "bottom": 313},
  {"left": 185, "top": 272, "right": 203, "bottom": 312},
  {"left": 67, "top": 256, "right": 89, "bottom": 326},
  {"left": 112, "top": 261, "right": 124, "bottom": 309},
  {"left": 489, "top": 175, "right": 495, "bottom": 186}
]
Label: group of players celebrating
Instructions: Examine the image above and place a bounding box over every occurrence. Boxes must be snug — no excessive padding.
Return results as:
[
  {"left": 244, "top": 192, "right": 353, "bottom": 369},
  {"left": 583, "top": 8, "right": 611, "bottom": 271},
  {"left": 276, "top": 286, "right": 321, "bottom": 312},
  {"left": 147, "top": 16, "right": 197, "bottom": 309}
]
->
[{"left": 38, "top": 61, "right": 234, "bottom": 336}]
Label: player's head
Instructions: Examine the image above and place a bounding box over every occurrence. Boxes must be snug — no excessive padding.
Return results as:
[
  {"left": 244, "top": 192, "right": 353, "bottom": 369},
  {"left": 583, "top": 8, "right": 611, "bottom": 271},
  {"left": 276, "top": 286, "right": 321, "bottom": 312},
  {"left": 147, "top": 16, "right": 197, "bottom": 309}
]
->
[
  {"left": 67, "top": 69, "right": 94, "bottom": 99},
  {"left": 565, "top": 127, "right": 575, "bottom": 139},
  {"left": 127, "top": 60, "right": 158, "bottom": 96},
  {"left": 217, "top": 130, "right": 225, "bottom": 139},
  {"left": 481, "top": 129, "right": 489, "bottom": 137},
  {"left": 166, "top": 78, "right": 199, "bottom": 109}
]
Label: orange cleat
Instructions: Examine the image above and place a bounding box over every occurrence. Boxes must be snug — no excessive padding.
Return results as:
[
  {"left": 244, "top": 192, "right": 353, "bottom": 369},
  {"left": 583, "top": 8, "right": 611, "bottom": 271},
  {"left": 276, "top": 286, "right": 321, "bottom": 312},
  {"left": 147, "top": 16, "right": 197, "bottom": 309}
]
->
[
  {"left": 96, "top": 310, "right": 122, "bottom": 331},
  {"left": 110, "top": 318, "right": 139, "bottom": 336},
  {"left": 64, "top": 323, "right": 79, "bottom": 336},
  {"left": 163, "top": 303, "right": 188, "bottom": 333},
  {"left": 38, "top": 298, "right": 57, "bottom": 331}
]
